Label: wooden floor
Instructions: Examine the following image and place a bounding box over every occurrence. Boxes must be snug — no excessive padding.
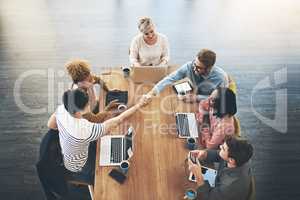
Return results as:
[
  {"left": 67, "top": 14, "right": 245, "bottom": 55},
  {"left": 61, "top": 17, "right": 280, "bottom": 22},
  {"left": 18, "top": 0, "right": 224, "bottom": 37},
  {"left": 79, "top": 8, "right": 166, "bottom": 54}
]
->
[{"left": 0, "top": 0, "right": 300, "bottom": 199}]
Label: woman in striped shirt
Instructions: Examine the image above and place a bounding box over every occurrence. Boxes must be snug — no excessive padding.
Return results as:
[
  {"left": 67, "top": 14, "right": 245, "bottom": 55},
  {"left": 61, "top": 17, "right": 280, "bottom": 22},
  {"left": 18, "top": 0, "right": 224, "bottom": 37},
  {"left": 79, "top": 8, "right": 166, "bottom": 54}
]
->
[{"left": 47, "top": 88, "right": 147, "bottom": 183}]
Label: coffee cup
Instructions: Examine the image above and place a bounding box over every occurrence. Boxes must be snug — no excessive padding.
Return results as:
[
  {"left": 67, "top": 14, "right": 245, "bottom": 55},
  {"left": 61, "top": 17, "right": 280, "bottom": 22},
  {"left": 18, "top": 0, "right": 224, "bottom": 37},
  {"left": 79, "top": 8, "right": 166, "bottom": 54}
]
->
[
  {"left": 121, "top": 66, "right": 130, "bottom": 78},
  {"left": 184, "top": 188, "right": 197, "bottom": 200},
  {"left": 117, "top": 104, "right": 127, "bottom": 112},
  {"left": 119, "top": 160, "right": 130, "bottom": 174},
  {"left": 186, "top": 137, "right": 197, "bottom": 150}
]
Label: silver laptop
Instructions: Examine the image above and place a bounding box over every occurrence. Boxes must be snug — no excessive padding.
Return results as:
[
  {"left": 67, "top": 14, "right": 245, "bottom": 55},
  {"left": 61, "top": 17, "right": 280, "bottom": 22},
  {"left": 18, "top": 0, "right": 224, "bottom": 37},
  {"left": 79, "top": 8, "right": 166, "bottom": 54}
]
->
[
  {"left": 99, "top": 127, "right": 134, "bottom": 166},
  {"left": 131, "top": 66, "right": 168, "bottom": 83},
  {"left": 175, "top": 113, "right": 199, "bottom": 138}
]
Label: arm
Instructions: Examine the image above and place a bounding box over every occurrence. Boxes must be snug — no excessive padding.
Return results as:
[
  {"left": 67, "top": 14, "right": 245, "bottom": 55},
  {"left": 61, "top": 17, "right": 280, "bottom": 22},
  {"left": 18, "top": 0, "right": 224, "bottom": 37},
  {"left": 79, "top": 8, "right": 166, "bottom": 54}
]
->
[
  {"left": 129, "top": 36, "right": 141, "bottom": 67},
  {"left": 47, "top": 113, "right": 57, "bottom": 130},
  {"left": 86, "top": 87, "right": 97, "bottom": 112},
  {"left": 101, "top": 96, "right": 148, "bottom": 133},
  {"left": 206, "top": 122, "right": 234, "bottom": 149},
  {"left": 196, "top": 175, "right": 241, "bottom": 200},
  {"left": 158, "top": 35, "right": 170, "bottom": 66},
  {"left": 92, "top": 74, "right": 109, "bottom": 91},
  {"left": 152, "top": 63, "right": 190, "bottom": 95},
  {"left": 102, "top": 103, "right": 141, "bottom": 133},
  {"left": 196, "top": 99, "right": 210, "bottom": 123},
  {"left": 82, "top": 111, "right": 111, "bottom": 123},
  {"left": 205, "top": 150, "right": 222, "bottom": 163}
]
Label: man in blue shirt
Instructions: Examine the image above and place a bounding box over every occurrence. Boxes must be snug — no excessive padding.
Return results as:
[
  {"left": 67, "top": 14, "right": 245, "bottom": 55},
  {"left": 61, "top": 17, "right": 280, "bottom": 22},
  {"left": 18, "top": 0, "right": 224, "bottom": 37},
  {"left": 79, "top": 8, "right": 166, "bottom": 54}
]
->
[{"left": 147, "top": 49, "right": 228, "bottom": 102}]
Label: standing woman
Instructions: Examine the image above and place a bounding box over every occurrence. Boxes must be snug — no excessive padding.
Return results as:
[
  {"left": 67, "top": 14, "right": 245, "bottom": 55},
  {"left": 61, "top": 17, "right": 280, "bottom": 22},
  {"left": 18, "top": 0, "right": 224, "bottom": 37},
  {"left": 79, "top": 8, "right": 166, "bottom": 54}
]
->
[{"left": 129, "top": 17, "right": 170, "bottom": 67}]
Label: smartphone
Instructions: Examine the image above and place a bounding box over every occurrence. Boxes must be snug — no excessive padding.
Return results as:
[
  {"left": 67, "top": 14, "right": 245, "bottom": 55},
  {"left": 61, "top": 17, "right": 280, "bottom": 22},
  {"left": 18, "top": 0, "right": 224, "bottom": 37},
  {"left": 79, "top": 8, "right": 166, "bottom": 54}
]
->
[
  {"left": 189, "top": 172, "right": 197, "bottom": 182},
  {"left": 108, "top": 169, "right": 126, "bottom": 184},
  {"left": 189, "top": 152, "right": 197, "bottom": 164}
]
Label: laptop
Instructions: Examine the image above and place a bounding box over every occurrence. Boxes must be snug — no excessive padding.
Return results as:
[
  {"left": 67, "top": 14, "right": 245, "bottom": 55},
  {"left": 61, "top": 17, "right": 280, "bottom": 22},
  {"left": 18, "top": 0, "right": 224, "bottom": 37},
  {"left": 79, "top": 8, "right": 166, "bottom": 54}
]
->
[
  {"left": 131, "top": 66, "right": 168, "bottom": 83},
  {"left": 175, "top": 112, "right": 199, "bottom": 138},
  {"left": 105, "top": 90, "right": 128, "bottom": 106},
  {"left": 99, "top": 127, "right": 134, "bottom": 166}
]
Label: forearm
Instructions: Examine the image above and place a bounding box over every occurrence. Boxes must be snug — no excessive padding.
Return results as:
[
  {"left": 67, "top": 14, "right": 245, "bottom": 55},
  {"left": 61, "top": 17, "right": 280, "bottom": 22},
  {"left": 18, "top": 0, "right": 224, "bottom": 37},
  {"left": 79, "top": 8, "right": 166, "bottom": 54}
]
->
[
  {"left": 118, "top": 104, "right": 140, "bottom": 122},
  {"left": 205, "top": 150, "right": 221, "bottom": 163},
  {"left": 158, "top": 59, "right": 168, "bottom": 67},
  {"left": 87, "top": 88, "right": 97, "bottom": 111},
  {"left": 205, "top": 132, "right": 225, "bottom": 150},
  {"left": 82, "top": 111, "right": 110, "bottom": 123},
  {"left": 47, "top": 113, "right": 57, "bottom": 130},
  {"left": 92, "top": 74, "right": 109, "bottom": 91},
  {"left": 103, "top": 104, "right": 140, "bottom": 133}
]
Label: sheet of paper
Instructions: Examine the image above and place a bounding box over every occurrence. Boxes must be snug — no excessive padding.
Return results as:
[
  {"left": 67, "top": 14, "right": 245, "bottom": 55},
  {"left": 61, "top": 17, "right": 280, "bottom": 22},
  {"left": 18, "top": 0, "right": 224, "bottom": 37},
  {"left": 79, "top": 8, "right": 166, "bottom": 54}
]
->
[{"left": 202, "top": 168, "right": 217, "bottom": 187}]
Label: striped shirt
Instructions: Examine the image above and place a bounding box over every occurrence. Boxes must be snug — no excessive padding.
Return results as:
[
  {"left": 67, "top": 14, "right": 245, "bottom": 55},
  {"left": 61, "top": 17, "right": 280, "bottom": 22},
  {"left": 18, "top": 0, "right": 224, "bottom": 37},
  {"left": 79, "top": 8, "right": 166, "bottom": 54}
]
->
[{"left": 55, "top": 105, "right": 104, "bottom": 172}]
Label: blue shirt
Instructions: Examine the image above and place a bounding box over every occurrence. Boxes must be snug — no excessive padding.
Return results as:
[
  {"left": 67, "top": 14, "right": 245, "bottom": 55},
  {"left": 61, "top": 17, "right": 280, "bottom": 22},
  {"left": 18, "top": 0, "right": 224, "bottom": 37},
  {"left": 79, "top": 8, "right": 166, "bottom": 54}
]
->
[{"left": 154, "top": 61, "right": 228, "bottom": 95}]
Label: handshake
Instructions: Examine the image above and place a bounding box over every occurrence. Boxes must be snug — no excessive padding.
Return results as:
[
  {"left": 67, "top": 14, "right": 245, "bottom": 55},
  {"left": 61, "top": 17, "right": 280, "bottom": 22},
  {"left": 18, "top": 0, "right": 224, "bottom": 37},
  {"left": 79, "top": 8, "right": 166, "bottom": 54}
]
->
[
  {"left": 137, "top": 93, "right": 152, "bottom": 107},
  {"left": 136, "top": 89, "right": 157, "bottom": 107}
]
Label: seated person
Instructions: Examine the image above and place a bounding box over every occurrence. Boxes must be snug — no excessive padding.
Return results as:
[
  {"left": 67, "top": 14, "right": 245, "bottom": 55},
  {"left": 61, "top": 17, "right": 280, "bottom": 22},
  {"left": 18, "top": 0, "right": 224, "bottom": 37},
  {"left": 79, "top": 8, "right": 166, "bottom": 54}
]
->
[
  {"left": 197, "top": 87, "right": 237, "bottom": 149},
  {"left": 147, "top": 49, "right": 229, "bottom": 102},
  {"left": 129, "top": 17, "right": 170, "bottom": 67},
  {"left": 65, "top": 59, "right": 117, "bottom": 122},
  {"left": 47, "top": 88, "right": 147, "bottom": 183},
  {"left": 188, "top": 137, "right": 254, "bottom": 200}
]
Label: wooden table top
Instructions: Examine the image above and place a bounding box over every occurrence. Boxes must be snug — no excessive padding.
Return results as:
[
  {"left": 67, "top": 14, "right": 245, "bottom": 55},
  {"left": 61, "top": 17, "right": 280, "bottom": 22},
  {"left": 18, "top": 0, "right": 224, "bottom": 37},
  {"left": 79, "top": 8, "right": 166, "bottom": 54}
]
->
[{"left": 94, "top": 68, "right": 199, "bottom": 200}]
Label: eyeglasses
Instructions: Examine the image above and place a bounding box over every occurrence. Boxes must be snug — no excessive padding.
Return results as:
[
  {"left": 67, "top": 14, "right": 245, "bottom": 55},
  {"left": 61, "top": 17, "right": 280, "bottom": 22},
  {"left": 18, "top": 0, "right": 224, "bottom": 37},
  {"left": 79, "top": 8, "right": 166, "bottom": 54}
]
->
[{"left": 192, "top": 60, "right": 206, "bottom": 73}]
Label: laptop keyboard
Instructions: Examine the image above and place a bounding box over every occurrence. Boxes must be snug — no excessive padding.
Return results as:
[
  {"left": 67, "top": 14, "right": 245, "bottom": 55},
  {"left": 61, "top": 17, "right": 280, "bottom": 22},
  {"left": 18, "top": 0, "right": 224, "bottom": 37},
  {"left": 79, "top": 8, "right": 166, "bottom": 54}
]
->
[
  {"left": 176, "top": 114, "right": 190, "bottom": 137},
  {"left": 111, "top": 138, "right": 123, "bottom": 163}
]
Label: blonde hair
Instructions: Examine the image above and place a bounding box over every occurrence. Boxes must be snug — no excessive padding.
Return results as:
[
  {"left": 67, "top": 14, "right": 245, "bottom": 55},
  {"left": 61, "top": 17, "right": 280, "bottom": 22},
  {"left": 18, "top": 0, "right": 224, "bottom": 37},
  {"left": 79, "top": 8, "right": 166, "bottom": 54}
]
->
[
  {"left": 65, "top": 59, "right": 91, "bottom": 83},
  {"left": 138, "top": 17, "right": 154, "bottom": 34}
]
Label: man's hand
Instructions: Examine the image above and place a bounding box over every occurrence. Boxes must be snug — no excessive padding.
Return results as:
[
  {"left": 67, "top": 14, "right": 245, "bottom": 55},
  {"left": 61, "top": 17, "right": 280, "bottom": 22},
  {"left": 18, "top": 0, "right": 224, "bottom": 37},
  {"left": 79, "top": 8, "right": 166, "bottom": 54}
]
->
[
  {"left": 77, "top": 81, "right": 93, "bottom": 89},
  {"left": 182, "top": 94, "right": 197, "bottom": 103},
  {"left": 188, "top": 163, "right": 205, "bottom": 186},
  {"left": 190, "top": 150, "right": 208, "bottom": 161},
  {"left": 137, "top": 95, "right": 151, "bottom": 107}
]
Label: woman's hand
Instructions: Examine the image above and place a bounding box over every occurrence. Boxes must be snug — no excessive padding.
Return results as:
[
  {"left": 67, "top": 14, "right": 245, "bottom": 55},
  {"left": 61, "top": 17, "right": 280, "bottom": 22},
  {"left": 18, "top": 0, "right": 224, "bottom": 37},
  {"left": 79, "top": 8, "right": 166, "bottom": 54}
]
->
[
  {"left": 77, "top": 81, "right": 93, "bottom": 89},
  {"left": 183, "top": 94, "right": 197, "bottom": 103},
  {"left": 104, "top": 100, "right": 121, "bottom": 111},
  {"left": 190, "top": 150, "right": 208, "bottom": 160}
]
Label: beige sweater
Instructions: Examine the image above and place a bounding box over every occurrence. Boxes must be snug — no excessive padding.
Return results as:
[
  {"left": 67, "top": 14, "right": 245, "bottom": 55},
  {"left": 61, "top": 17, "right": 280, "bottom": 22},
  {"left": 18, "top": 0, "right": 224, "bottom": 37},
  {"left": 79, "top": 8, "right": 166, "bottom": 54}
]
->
[{"left": 129, "top": 32, "right": 170, "bottom": 66}]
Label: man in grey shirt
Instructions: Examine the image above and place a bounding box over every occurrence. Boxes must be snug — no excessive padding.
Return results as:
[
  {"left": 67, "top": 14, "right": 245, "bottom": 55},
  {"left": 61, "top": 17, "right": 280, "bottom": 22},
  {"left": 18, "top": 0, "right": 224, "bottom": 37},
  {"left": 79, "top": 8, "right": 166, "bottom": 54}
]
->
[
  {"left": 147, "top": 49, "right": 228, "bottom": 102},
  {"left": 188, "top": 137, "right": 254, "bottom": 200}
]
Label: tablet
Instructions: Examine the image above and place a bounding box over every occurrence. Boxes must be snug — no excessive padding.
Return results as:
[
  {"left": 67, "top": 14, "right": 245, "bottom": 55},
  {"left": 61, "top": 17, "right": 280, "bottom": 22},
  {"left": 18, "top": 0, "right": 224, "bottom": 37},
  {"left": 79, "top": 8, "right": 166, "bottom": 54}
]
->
[
  {"left": 173, "top": 81, "right": 193, "bottom": 94},
  {"left": 189, "top": 166, "right": 217, "bottom": 187}
]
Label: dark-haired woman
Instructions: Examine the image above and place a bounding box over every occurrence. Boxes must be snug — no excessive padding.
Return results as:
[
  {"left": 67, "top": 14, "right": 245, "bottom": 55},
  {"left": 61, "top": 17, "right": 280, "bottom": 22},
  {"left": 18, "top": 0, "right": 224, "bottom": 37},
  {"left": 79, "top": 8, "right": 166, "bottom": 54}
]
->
[{"left": 196, "top": 87, "right": 237, "bottom": 149}]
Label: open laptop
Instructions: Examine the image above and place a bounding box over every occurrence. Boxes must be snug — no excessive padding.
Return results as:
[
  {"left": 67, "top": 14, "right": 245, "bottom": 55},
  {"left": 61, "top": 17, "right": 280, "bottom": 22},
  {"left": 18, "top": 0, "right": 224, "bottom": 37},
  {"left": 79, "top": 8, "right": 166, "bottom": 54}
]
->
[
  {"left": 131, "top": 66, "right": 168, "bottom": 83},
  {"left": 99, "top": 127, "right": 134, "bottom": 166},
  {"left": 175, "top": 113, "right": 199, "bottom": 138}
]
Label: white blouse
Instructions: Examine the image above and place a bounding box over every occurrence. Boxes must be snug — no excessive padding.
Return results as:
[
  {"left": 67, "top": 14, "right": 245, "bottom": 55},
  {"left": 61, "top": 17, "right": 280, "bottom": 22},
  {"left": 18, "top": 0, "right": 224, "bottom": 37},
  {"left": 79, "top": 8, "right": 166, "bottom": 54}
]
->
[{"left": 129, "top": 32, "right": 170, "bottom": 66}]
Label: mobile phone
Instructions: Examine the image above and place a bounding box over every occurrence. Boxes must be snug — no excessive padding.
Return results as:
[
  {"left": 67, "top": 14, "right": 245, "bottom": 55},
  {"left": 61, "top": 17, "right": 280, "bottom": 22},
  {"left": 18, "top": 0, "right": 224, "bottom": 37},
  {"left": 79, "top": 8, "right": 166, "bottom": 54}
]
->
[
  {"left": 108, "top": 169, "right": 126, "bottom": 184},
  {"left": 189, "top": 152, "right": 197, "bottom": 164},
  {"left": 188, "top": 172, "right": 196, "bottom": 182}
]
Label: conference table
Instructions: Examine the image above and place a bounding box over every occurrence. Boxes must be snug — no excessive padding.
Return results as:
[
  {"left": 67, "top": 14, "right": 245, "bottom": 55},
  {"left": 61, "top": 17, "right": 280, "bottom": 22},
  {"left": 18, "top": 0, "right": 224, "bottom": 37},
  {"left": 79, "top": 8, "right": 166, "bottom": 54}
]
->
[{"left": 94, "top": 66, "right": 200, "bottom": 200}]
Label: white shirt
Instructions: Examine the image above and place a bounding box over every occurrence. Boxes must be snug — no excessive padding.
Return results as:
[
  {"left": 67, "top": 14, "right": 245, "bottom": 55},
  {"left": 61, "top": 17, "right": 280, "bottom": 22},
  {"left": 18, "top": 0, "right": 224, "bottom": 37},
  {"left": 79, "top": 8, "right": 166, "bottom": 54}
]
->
[
  {"left": 129, "top": 32, "right": 170, "bottom": 66},
  {"left": 55, "top": 105, "right": 104, "bottom": 172}
]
